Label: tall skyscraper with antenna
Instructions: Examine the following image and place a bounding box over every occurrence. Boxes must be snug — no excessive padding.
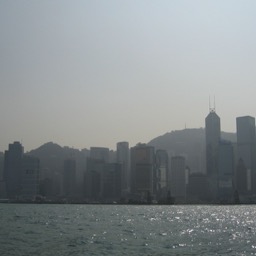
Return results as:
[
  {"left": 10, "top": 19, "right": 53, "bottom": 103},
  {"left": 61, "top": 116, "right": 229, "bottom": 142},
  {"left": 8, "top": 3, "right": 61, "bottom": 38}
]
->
[{"left": 205, "top": 98, "right": 221, "bottom": 200}]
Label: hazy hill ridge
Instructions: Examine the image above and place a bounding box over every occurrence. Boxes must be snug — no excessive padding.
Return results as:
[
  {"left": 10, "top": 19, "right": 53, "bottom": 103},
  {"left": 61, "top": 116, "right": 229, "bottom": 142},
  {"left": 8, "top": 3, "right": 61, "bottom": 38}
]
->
[
  {"left": 148, "top": 128, "right": 236, "bottom": 173},
  {"left": 148, "top": 128, "right": 236, "bottom": 150}
]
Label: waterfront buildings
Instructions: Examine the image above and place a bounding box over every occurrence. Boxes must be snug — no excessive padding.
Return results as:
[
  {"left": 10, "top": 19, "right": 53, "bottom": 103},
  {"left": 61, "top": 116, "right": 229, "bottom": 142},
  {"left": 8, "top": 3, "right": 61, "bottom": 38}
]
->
[
  {"left": 217, "top": 140, "right": 234, "bottom": 201},
  {"left": 116, "top": 142, "right": 130, "bottom": 193},
  {"left": 3, "top": 142, "right": 24, "bottom": 198},
  {"left": 155, "top": 149, "right": 169, "bottom": 200},
  {"left": 101, "top": 163, "right": 122, "bottom": 201},
  {"left": 2, "top": 111, "right": 256, "bottom": 204},
  {"left": 170, "top": 156, "right": 186, "bottom": 202},
  {"left": 85, "top": 147, "right": 122, "bottom": 202},
  {"left": 205, "top": 108, "right": 221, "bottom": 200},
  {"left": 21, "top": 155, "right": 40, "bottom": 200},
  {"left": 236, "top": 158, "right": 247, "bottom": 194},
  {"left": 236, "top": 116, "right": 256, "bottom": 193},
  {"left": 130, "top": 143, "right": 155, "bottom": 201},
  {"left": 187, "top": 173, "right": 209, "bottom": 202},
  {"left": 3, "top": 142, "right": 40, "bottom": 200},
  {"left": 62, "top": 158, "right": 76, "bottom": 198},
  {"left": 90, "top": 147, "right": 110, "bottom": 163}
]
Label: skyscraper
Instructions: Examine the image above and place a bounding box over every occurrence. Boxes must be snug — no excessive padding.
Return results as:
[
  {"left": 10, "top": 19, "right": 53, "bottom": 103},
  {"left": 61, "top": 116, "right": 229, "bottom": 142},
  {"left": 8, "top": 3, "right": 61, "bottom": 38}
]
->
[
  {"left": 85, "top": 147, "right": 112, "bottom": 201},
  {"left": 205, "top": 108, "right": 221, "bottom": 200},
  {"left": 130, "top": 143, "right": 155, "bottom": 201},
  {"left": 21, "top": 155, "right": 40, "bottom": 200},
  {"left": 116, "top": 142, "right": 130, "bottom": 193},
  {"left": 62, "top": 158, "right": 76, "bottom": 198},
  {"left": 90, "top": 147, "right": 110, "bottom": 163},
  {"left": 217, "top": 140, "right": 234, "bottom": 201},
  {"left": 236, "top": 116, "right": 256, "bottom": 193},
  {"left": 155, "top": 149, "right": 169, "bottom": 200},
  {"left": 3, "top": 142, "right": 24, "bottom": 199},
  {"left": 170, "top": 156, "right": 186, "bottom": 202}
]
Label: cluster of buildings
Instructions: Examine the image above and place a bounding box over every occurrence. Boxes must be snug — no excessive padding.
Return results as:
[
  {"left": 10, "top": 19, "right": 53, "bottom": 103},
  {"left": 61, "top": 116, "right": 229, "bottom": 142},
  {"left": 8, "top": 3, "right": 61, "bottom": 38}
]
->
[
  {"left": 205, "top": 108, "right": 256, "bottom": 203},
  {"left": 0, "top": 108, "right": 256, "bottom": 204}
]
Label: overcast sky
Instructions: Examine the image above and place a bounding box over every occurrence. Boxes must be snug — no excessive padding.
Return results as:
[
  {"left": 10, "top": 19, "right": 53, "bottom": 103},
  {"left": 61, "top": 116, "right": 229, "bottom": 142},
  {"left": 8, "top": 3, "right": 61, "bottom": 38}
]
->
[{"left": 1, "top": 0, "right": 256, "bottom": 152}]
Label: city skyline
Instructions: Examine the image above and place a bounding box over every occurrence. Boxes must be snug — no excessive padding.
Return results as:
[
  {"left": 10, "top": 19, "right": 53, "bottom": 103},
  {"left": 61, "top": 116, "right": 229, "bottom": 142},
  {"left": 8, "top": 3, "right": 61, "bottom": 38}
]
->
[{"left": 1, "top": 1, "right": 256, "bottom": 152}]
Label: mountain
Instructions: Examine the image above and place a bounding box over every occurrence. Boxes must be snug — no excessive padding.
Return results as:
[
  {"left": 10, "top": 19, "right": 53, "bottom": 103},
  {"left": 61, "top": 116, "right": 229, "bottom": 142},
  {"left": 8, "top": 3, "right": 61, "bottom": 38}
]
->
[{"left": 28, "top": 142, "right": 89, "bottom": 187}]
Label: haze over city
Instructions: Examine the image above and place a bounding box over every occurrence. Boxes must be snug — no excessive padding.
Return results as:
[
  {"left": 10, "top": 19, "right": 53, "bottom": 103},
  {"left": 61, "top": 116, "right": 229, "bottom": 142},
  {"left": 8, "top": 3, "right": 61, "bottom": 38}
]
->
[{"left": 1, "top": 0, "right": 256, "bottom": 152}]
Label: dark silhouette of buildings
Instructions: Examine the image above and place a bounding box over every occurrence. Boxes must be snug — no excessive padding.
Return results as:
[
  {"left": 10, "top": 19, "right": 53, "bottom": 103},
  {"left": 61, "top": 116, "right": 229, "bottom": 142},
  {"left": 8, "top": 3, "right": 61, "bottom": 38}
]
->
[
  {"left": 116, "top": 141, "right": 130, "bottom": 194},
  {"left": 155, "top": 149, "right": 169, "bottom": 201},
  {"left": 236, "top": 158, "right": 247, "bottom": 194},
  {"left": 217, "top": 140, "right": 234, "bottom": 201},
  {"left": 170, "top": 156, "right": 186, "bottom": 203},
  {"left": 187, "top": 173, "right": 210, "bottom": 202},
  {"left": 130, "top": 143, "right": 155, "bottom": 201},
  {"left": 236, "top": 116, "right": 256, "bottom": 194},
  {"left": 3, "top": 142, "right": 40, "bottom": 200},
  {"left": 85, "top": 147, "right": 122, "bottom": 202},
  {"left": 205, "top": 108, "right": 221, "bottom": 200},
  {"left": 2, "top": 109, "right": 256, "bottom": 204},
  {"left": 3, "top": 142, "right": 24, "bottom": 198},
  {"left": 62, "top": 158, "right": 76, "bottom": 198},
  {"left": 21, "top": 155, "right": 40, "bottom": 200}
]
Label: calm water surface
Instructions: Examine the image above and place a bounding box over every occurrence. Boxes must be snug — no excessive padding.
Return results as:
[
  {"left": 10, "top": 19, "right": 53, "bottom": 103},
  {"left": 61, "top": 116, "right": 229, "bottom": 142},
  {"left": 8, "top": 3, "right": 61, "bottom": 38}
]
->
[{"left": 1, "top": 204, "right": 256, "bottom": 255}]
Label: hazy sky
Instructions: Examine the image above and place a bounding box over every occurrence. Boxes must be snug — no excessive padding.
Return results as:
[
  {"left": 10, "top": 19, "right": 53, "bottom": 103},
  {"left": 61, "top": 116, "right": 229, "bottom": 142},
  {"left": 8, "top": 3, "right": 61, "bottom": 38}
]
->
[{"left": 1, "top": 0, "right": 256, "bottom": 152}]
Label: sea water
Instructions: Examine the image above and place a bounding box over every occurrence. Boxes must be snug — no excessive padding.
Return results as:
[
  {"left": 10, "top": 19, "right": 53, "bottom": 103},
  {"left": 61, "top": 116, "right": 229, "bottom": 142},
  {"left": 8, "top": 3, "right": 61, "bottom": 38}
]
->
[{"left": 0, "top": 204, "right": 256, "bottom": 256}]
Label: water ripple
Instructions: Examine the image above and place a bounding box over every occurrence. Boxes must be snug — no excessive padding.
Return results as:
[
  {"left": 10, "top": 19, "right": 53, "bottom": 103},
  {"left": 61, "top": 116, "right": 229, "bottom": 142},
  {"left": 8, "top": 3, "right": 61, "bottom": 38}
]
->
[{"left": 1, "top": 204, "right": 256, "bottom": 255}]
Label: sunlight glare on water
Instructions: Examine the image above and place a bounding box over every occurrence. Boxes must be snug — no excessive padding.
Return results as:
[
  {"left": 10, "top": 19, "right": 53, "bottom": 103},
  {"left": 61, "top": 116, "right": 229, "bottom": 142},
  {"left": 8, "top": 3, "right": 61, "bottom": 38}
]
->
[{"left": 1, "top": 204, "right": 256, "bottom": 255}]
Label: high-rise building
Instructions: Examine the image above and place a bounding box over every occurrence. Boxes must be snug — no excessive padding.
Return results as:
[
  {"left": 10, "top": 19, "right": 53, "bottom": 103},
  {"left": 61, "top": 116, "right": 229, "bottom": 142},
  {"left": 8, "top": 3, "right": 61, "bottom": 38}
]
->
[
  {"left": 236, "top": 158, "right": 247, "bottom": 194},
  {"left": 130, "top": 143, "right": 155, "bottom": 201},
  {"left": 217, "top": 140, "right": 234, "bottom": 201},
  {"left": 85, "top": 158, "right": 122, "bottom": 202},
  {"left": 187, "top": 173, "right": 210, "bottom": 202},
  {"left": 205, "top": 108, "right": 221, "bottom": 200},
  {"left": 116, "top": 142, "right": 130, "bottom": 192},
  {"left": 0, "top": 153, "right": 4, "bottom": 198},
  {"left": 85, "top": 147, "right": 110, "bottom": 201},
  {"left": 236, "top": 116, "right": 256, "bottom": 193},
  {"left": 155, "top": 149, "right": 169, "bottom": 200},
  {"left": 90, "top": 147, "right": 110, "bottom": 163},
  {"left": 0, "top": 152, "right": 4, "bottom": 181},
  {"left": 205, "top": 109, "right": 221, "bottom": 175},
  {"left": 101, "top": 163, "right": 122, "bottom": 201},
  {"left": 21, "top": 155, "right": 40, "bottom": 200},
  {"left": 170, "top": 156, "right": 186, "bottom": 202},
  {"left": 3, "top": 142, "right": 24, "bottom": 198},
  {"left": 85, "top": 158, "right": 104, "bottom": 200},
  {"left": 62, "top": 158, "right": 76, "bottom": 198}
]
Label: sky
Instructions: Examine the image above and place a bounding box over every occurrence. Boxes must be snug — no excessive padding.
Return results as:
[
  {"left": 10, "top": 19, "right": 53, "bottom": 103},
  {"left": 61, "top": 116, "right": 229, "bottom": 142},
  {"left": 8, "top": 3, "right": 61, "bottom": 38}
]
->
[{"left": 1, "top": 0, "right": 256, "bottom": 152}]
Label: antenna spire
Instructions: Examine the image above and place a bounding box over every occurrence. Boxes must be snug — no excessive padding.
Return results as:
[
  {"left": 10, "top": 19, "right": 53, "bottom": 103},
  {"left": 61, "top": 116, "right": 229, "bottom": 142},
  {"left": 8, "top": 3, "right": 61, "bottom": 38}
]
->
[{"left": 209, "top": 96, "right": 216, "bottom": 113}]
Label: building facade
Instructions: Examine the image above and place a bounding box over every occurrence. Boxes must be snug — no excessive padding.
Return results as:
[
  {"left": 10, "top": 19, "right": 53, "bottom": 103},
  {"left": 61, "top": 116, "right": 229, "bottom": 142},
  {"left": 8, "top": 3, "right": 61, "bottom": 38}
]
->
[
  {"left": 236, "top": 116, "right": 256, "bottom": 193},
  {"left": 205, "top": 109, "right": 221, "bottom": 200},
  {"left": 217, "top": 140, "right": 234, "bottom": 201},
  {"left": 3, "top": 142, "right": 24, "bottom": 199},
  {"left": 155, "top": 149, "right": 169, "bottom": 200},
  {"left": 116, "top": 142, "right": 130, "bottom": 193},
  {"left": 62, "top": 158, "right": 76, "bottom": 198},
  {"left": 170, "top": 156, "right": 186, "bottom": 202},
  {"left": 90, "top": 147, "right": 110, "bottom": 163},
  {"left": 21, "top": 155, "right": 40, "bottom": 200},
  {"left": 130, "top": 144, "right": 155, "bottom": 201}
]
